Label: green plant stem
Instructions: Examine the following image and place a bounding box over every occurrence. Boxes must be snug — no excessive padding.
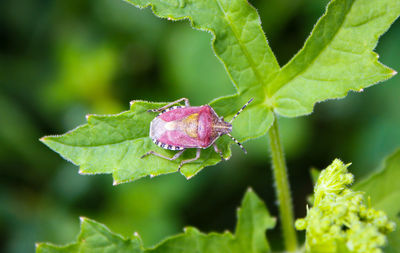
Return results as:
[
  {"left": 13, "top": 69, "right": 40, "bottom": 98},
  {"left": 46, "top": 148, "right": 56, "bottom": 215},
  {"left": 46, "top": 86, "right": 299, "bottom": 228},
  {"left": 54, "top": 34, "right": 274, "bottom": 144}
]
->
[{"left": 268, "top": 116, "right": 298, "bottom": 252}]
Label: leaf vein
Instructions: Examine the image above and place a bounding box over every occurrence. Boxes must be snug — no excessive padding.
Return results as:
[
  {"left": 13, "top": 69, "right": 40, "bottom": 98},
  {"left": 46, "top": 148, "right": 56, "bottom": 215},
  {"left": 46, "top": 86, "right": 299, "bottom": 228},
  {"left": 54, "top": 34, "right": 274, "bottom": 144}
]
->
[
  {"left": 214, "top": 0, "right": 266, "bottom": 90},
  {"left": 328, "top": 44, "right": 363, "bottom": 56},
  {"left": 53, "top": 137, "right": 147, "bottom": 148},
  {"left": 345, "top": 9, "right": 387, "bottom": 28}
]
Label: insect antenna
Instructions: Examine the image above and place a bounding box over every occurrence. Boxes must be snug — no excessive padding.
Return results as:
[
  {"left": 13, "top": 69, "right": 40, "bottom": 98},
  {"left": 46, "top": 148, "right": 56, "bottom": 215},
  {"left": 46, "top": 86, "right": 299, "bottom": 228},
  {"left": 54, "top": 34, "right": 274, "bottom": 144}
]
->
[
  {"left": 227, "top": 133, "right": 247, "bottom": 154},
  {"left": 229, "top": 98, "right": 254, "bottom": 123}
]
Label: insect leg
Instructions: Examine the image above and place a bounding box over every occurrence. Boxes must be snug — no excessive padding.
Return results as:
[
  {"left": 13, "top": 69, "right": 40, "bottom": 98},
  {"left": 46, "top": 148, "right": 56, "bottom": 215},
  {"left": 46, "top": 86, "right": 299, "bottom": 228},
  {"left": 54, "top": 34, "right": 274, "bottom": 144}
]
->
[
  {"left": 140, "top": 149, "right": 185, "bottom": 160},
  {"left": 147, "top": 98, "right": 190, "bottom": 112},
  {"left": 213, "top": 143, "right": 225, "bottom": 161},
  {"left": 178, "top": 148, "right": 201, "bottom": 172}
]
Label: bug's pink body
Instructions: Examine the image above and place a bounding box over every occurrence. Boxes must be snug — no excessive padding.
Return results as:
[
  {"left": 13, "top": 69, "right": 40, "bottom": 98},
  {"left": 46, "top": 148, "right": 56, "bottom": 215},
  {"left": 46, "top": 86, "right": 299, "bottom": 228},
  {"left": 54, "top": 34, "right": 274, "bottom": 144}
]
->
[
  {"left": 142, "top": 97, "right": 253, "bottom": 171},
  {"left": 150, "top": 105, "right": 224, "bottom": 150}
]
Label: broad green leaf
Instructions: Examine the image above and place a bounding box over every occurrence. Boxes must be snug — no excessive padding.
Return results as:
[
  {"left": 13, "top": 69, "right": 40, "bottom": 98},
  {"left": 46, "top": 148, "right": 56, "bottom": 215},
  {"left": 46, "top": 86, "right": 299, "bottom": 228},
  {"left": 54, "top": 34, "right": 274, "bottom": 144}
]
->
[
  {"left": 234, "top": 189, "right": 276, "bottom": 252},
  {"left": 36, "top": 217, "right": 142, "bottom": 253},
  {"left": 36, "top": 189, "right": 276, "bottom": 253},
  {"left": 353, "top": 149, "right": 400, "bottom": 218},
  {"left": 125, "top": 0, "right": 400, "bottom": 129},
  {"left": 268, "top": 0, "right": 400, "bottom": 117},
  {"left": 41, "top": 101, "right": 233, "bottom": 183},
  {"left": 353, "top": 149, "right": 400, "bottom": 252}
]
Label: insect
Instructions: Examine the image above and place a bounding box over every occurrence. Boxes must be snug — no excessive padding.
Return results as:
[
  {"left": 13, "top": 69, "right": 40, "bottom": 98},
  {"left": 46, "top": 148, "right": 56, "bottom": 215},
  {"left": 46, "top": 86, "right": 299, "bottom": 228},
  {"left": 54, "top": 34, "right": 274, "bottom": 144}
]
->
[{"left": 141, "top": 97, "right": 253, "bottom": 171}]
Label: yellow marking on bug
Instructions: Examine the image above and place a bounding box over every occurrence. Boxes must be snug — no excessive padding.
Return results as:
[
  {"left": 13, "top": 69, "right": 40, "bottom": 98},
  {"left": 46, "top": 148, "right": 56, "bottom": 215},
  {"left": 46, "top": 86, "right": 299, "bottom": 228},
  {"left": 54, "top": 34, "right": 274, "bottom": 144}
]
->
[{"left": 181, "top": 113, "right": 199, "bottom": 138}]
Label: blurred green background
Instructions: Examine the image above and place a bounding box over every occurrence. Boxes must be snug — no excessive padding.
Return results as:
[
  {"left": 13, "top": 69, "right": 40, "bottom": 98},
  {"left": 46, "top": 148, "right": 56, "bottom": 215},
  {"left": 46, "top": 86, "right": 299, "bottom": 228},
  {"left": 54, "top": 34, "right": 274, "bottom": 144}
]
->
[{"left": 0, "top": 0, "right": 399, "bottom": 252}]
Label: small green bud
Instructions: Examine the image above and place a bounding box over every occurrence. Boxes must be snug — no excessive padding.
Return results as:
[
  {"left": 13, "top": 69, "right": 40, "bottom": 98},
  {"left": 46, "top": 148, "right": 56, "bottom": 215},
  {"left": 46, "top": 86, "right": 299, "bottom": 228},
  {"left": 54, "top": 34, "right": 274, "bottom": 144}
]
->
[
  {"left": 367, "top": 208, "right": 377, "bottom": 220},
  {"left": 386, "top": 221, "right": 396, "bottom": 232},
  {"left": 295, "top": 218, "right": 307, "bottom": 230},
  {"left": 359, "top": 205, "right": 367, "bottom": 218}
]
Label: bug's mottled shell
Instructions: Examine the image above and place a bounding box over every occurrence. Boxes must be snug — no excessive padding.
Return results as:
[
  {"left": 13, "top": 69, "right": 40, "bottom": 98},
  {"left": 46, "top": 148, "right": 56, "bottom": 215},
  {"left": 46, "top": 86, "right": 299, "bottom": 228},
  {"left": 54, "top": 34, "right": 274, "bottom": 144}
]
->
[{"left": 150, "top": 105, "right": 227, "bottom": 150}]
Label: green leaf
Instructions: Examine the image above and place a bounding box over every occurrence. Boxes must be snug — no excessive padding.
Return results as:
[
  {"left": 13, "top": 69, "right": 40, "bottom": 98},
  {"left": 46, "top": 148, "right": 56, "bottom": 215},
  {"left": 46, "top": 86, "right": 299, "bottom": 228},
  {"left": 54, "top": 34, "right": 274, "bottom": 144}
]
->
[
  {"left": 268, "top": 0, "right": 400, "bottom": 117},
  {"left": 41, "top": 101, "right": 233, "bottom": 183},
  {"left": 353, "top": 149, "right": 400, "bottom": 218},
  {"left": 234, "top": 189, "right": 276, "bottom": 252},
  {"left": 124, "top": 0, "right": 400, "bottom": 129},
  {"left": 36, "top": 189, "right": 276, "bottom": 253},
  {"left": 353, "top": 149, "right": 400, "bottom": 252},
  {"left": 36, "top": 217, "right": 142, "bottom": 253}
]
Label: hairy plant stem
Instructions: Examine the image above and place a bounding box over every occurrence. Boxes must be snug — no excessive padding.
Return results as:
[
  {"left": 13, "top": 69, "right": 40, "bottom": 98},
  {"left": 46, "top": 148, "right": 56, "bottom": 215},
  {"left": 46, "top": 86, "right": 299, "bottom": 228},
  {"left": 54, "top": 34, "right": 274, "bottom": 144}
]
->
[{"left": 268, "top": 116, "right": 298, "bottom": 252}]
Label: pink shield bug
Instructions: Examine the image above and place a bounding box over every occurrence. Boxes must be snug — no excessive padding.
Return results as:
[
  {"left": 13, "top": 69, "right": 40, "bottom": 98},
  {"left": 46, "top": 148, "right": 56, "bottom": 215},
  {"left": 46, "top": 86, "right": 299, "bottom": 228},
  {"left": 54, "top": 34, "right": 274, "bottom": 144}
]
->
[{"left": 141, "top": 98, "right": 253, "bottom": 171}]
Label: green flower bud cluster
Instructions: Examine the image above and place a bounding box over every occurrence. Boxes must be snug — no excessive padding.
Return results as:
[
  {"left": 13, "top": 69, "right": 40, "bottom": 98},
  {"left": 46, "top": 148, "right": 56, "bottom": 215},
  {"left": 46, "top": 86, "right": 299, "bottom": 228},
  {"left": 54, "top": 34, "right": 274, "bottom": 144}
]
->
[{"left": 295, "top": 159, "right": 395, "bottom": 253}]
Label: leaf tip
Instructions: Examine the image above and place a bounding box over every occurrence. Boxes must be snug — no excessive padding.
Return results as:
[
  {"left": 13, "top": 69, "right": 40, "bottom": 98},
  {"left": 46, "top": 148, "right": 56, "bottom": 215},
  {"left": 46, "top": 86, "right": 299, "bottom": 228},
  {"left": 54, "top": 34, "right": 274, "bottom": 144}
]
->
[
  {"left": 79, "top": 216, "right": 87, "bottom": 223},
  {"left": 392, "top": 70, "right": 398, "bottom": 76},
  {"left": 129, "top": 100, "right": 145, "bottom": 109},
  {"left": 39, "top": 136, "right": 57, "bottom": 146}
]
